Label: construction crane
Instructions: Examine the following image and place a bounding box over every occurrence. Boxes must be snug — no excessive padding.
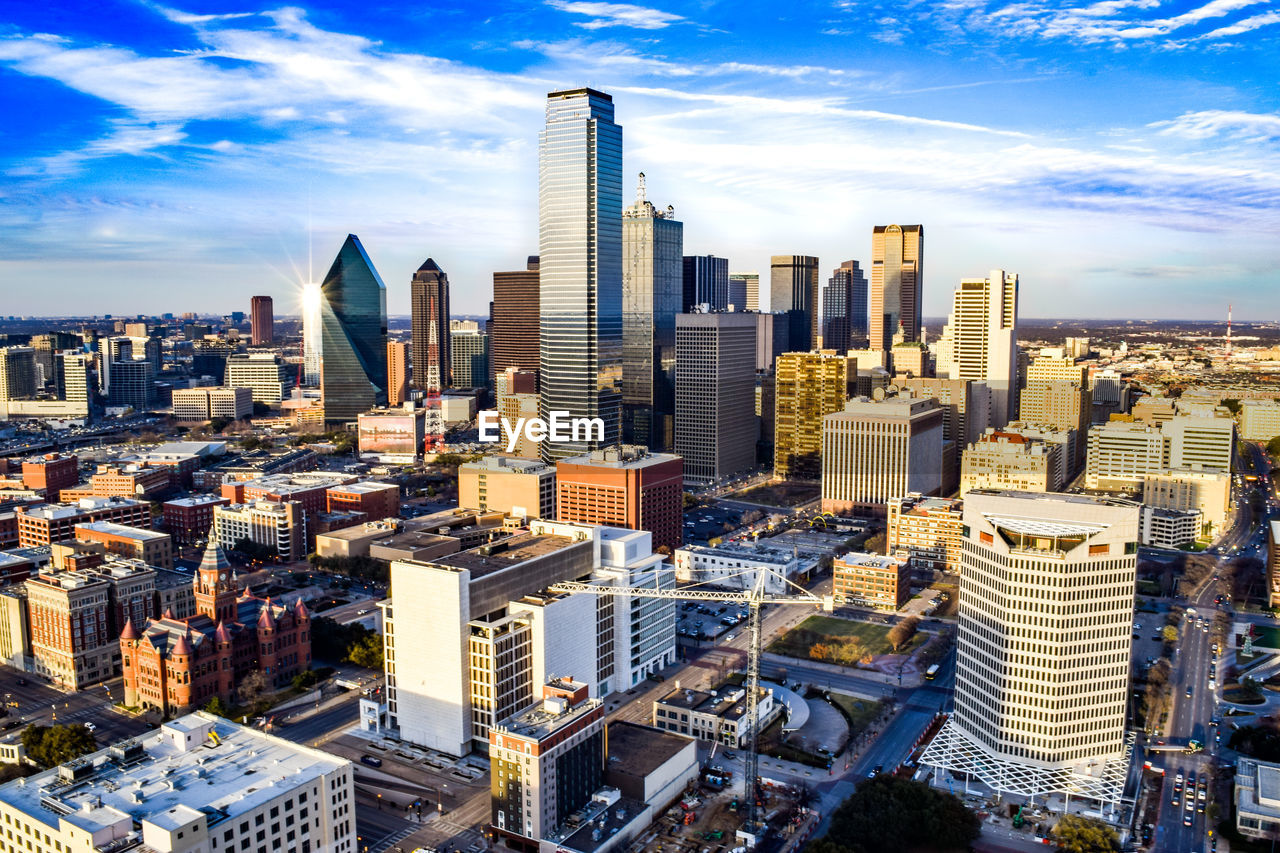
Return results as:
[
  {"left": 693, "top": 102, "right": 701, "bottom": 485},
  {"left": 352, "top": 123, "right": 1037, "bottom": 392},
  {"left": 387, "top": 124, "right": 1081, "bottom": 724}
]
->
[{"left": 549, "top": 566, "right": 832, "bottom": 846}]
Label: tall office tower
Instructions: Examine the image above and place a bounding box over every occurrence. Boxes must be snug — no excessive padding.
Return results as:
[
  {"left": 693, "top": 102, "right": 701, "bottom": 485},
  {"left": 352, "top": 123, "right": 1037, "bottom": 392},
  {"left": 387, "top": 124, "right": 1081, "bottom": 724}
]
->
[
  {"left": 55, "top": 351, "right": 91, "bottom": 412},
  {"left": 0, "top": 347, "right": 36, "bottom": 404},
  {"left": 731, "top": 272, "right": 760, "bottom": 311},
  {"left": 492, "top": 257, "right": 541, "bottom": 381},
  {"left": 869, "top": 224, "right": 924, "bottom": 351},
  {"left": 301, "top": 281, "right": 322, "bottom": 385},
  {"left": 1020, "top": 379, "right": 1091, "bottom": 471},
  {"left": 451, "top": 329, "right": 489, "bottom": 389},
  {"left": 820, "top": 396, "right": 944, "bottom": 514},
  {"left": 556, "top": 446, "right": 684, "bottom": 552},
  {"left": 622, "top": 174, "right": 682, "bottom": 451},
  {"left": 675, "top": 313, "right": 757, "bottom": 486},
  {"left": 318, "top": 234, "right": 388, "bottom": 423},
  {"left": 225, "top": 353, "right": 288, "bottom": 405},
  {"left": 411, "top": 258, "right": 451, "bottom": 391},
  {"left": 386, "top": 340, "right": 410, "bottom": 405},
  {"left": 539, "top": 87, "right": 624, "bottom": 460},
  {"left": 935, "top": 270, "right": 1019, "bottom": 427},
  {"left": 773, "top": 351, "right": 851, "bottom": 480},
  {"left": 97, "top": 337, "right": 131, "bottom": 396},
  {"left": 107, "top": 359, "right": 154, "bottom": 411},
  {"left": 681, "top": 255, "right": 728, "bottom": 312},
  {"left": 922, "top": 491, "right": 1138, "bottom": 807},
  {"left": 249, "top": 295, "right": 274, "bottom": 345},
  {"left": 769, "top": 255, "right": 820, "bottom": 352},
  {"left": 822, "top": 260, "right": 869, "bottom": 353}
]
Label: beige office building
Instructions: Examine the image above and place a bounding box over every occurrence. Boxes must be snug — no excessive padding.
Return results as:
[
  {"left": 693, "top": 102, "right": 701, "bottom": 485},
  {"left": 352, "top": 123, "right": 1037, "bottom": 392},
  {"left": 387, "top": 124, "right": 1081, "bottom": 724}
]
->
[
  {"left": 773, "top": 351, "right": 850, "bottom": 479},
  {"left": 961, "top": 429, "right": 1064, "bottom": 495},
  {"left": 1240, "top": 400, "right": 1280, "bottom": 442},
  {"left": 821, "top": 396, "right": 944, "bottom": 514},
  {"left": 1164, "top": 414, "right": 1235, "bottom": 472},
  {"left": 225, "top": 352, "right": 288, "bottom": 404},
  {"left": 1143, "top": 467, "right": 1231, "bottom": 537},
  {"left": 1085, "top": 420, "right": 1167, "bottom": 490},
  {"left": 869, "top": 224, "right": 924, "bottom": 351},
  {"left": 887, "top": 494, "right": 964, "bottom": 575},
  {"left": 934, "top": 270, "right": 1019, "bottom": 427},
  {"left": 459, "top": 455, "right": 556, "bottom": 519},
  {"left": 895, "top": 377, "right": 992, "bottom": 495}
]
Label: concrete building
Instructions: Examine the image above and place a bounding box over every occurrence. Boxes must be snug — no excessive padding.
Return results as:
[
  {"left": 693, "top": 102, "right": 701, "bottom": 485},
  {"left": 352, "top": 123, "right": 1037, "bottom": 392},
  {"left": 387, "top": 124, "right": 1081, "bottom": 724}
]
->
[
  {"left": 1163, "top": 414, "right": 1235, "bottom": 473},
  {"left": 491, "top": 258, "right": 540, "bottom": 382},
  {"left": 0, "top": 713, "right": 353, "bottom": 853},
  {"left": 26, "top": 568, "right": 114, "bottom": 689},
  {"left": 833, "top": 552, "right": 911, "bottom": 610},
  {"left": 1085, "top": 420, "right": 1167, "bottom": 490},
  {"left": 171, "top": 386, "right": 254, "bottom": 421},
  {"left": 602, "top": 721, "right": 698, "bottom": 810},
  {"left": 1239, "top": 400, "right": 1280, "bottom": 442},
  {"left": 556, "top": 446, "right": 683, "bottom": 552},
  {"left": 1138, "top": 505, "right": 1201, "bottom": 549},
  {"left": 652, "top": 680, "right": 776, "bottom": 747},
  {"left": 249, "top": 294, "right": 274, "bottom": 344},
  {"left": 489, "top": 678, "right": 605, "bottom": 849},
  {"left": 1019, "top": 374, "right": 1091, "bottom": 469},
  {"left": 211, "top": 500, "right": 306, "bottom": 561},
  {"left": 1000, "top": 421, "right": 1076, "bottom": 488},
  {"left": 674, "top": 540, "right": 820, "bottom": 595},
  {"left": 773, "top": 350, "right": 851, "bottom": 480},
  {"left": 162, "top": 495, "right": 230, "bottom": 545},
  {"left": 1235, "top": 756, "right": 1280, "bottom": 840},
  {"left": 1132, "top": 396, "right": 1176, "bottom": 426},
  {"left": 74, "top": 521, "right": 174, "bottom": 569},
  {"left": 326, "top": 480, "right": 399, "bottom": 521},
  {"left": 459, "top": 456, "right": 557, "bottom": 520},
  {"left": 820, "top": 396, "right": 944, "bottom": 515},
  {"left": 730, "top": 272, "right": 759, "bottom": 312},
  {"left": 225, "top": 353, "right": 288, "bottom": 405},
  {"left": 386, "top": 339, "right": 410, "bottom": 405},
  {"left": 895, "top": 377, "right": 991, "bottom": 494},
  {"left": 960, "top": 429, "right": 1065, "bottom": 495},
  {"left": 869, "top": 224, "right": 924, "bottom": 352},
  {"left": 674, "top": 313, "right": 757, "bottom": 486},
  {"left": 921, "top": 491, "right": 1139, "bottom": 805},
  {"left": 16, "top": 497, "right": 151, "bottom": 547},
  {"left": 1142, "top": 467, "right": 1231, "bottom": 538},
  {"left": 934, "top": 270, "right": 1018, "bottom": 427},
  {"left": 451, "top": 328, "right": 489, "bottom": 389},
  {"left": 887, "top": 494, "right": 964, "bottom": 576}
]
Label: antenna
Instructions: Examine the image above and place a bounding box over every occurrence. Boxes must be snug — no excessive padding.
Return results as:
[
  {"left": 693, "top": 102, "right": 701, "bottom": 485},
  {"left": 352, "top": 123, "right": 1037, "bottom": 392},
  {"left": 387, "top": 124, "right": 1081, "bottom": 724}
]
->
[
  {"left": 1226, "top": 304, "right": 1233, "bottom": 355},
  {"left": 636, "top": 171, "right": 646, "bottom": 204}
]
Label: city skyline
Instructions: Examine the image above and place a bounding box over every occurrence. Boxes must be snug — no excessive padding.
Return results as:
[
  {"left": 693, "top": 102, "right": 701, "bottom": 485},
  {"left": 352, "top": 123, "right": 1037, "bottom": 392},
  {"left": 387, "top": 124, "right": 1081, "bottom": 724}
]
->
[{"left": 1, "top": 2, "right": 1277, "bottom": 321}]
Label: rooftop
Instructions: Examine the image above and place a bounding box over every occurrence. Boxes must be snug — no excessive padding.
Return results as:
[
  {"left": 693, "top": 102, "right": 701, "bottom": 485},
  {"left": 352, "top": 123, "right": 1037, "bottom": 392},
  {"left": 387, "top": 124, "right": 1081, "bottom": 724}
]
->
[
  {"left": 438, "top": 532, "right": 582, "bottom": 578},
  {"left": 241, "top": 473, "right": 352, "bottom": 493},
  {"left": 164, "top": 495, "right": 230, "bottom": 508},
  {"left": 0, "top": 713, "right": 347, "bottom": 839},
  {"left": 75, "top": 521, "right": 168, "bottom": 541},
  {"left": 550, "top": 791, "right": 647, "bottom": 853},
  {"left": 327, "top": 481, "right": 398, "bottom": 495},
  {"left": 21, "top": 497, "right": 146, "bottom": 520},
  {"left": 494, "top": 694, "right": 603, "bottom": 741},
  {"left": 560, "top": 445, "right": 680, "bottom": 469},
  {"left": 604, "top": 722, "right": 693, "bottom": 778}
]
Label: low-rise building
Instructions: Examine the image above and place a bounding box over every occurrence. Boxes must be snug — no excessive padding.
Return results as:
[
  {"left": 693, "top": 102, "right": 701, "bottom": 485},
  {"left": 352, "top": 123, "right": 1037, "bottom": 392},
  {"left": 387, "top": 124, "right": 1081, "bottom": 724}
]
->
[
  {"left": 602, "top": 721, "right": 698, "bottom": 811},
  {"left": 651, "top": 680, "right": 776, "bottom": 747},
  {"left": 16, "top": 497, "right": 151, "bottom": 547},
  {"left": 326, "top": 480, "right": 400, "bottom": 521},
  {"left": 887, "top": 494, "right": 964, "bottom": 576},
  {"left": 673, "top": 540, "right": 820, "bottom": 594},
  {"left": 162, "top": 494, "right": 231, "bottom": 545},
  {"left": 833, "top": 552, "right": 912, "bottom": 610},
  {"left": 961, "top": 429, "right": 1064, "bottom": 495},
  {"left": 1138, "top": 505, "right": 1201, "bottom": 549},
  {"left": 0, "top": 713, "right": 354, "bottom": 853},
  {"left": 459, "top": 455, "right": 557, "bottom": 520},
  {"left": 74, "top": 520, "right": 174, "bottom": 569},
  {"left": 1143, "top": 467, "right": 1231, "bottom": 538},
  {"left": 1236, "top": 756, "right": 1280, "bottom": 840},
  {"left": 171, "top": 386, "right": 253, "bottom": 421},
  {"left": 211, "top": 499, "right": 306, "bottom": 561},
  {"left": 21, "top": 452, "right": 79, "bottom": 495}
]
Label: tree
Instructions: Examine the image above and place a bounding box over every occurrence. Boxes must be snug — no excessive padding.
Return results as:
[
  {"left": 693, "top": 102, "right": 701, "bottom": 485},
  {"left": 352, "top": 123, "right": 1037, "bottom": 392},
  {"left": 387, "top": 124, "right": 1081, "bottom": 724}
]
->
[
  {"left": 1268, "top": 435, "right": 1280, "bottom": 459},
  {"left": 347, "top": 635, "right": 384, "bottom": 669},
  {"left": 888, "top": 616, "right": 921, "bottom": 651},
  {"left": 1221, "top": 398, "right": 1242, "bottom": 415},
  {"left": 1162, "top": 625, "right": 1178, "bottom": 644},
  {"left": 236, "top": 669, "right": 269, "bottom": 707},
  {"left": 204, "top": 696, "right": 231, "bottom": 717},
  {"left": 682, "top": 492, "right": 699, "bottom": 509},
  {"left": 21, "top": 724, "right": 96, "bottom": 769},
  {"left": 807, "top": 775, "right": 979, "bottom": 853},
  {"left": 1052, "top": 814, "right": 1120, "bottom": 853}
]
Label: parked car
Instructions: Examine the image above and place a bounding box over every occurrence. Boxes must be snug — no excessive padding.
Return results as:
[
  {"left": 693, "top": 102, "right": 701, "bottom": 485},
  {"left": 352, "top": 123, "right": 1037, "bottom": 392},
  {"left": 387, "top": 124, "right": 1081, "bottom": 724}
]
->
[{"left": 361, "top": 755, "right": 383, "bottom": 768}]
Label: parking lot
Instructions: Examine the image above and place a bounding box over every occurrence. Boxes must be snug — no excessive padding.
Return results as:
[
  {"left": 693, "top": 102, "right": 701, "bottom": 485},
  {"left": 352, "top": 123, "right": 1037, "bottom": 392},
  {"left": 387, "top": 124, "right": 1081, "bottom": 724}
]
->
[
  {"left": 682, "top": 506, "right": 742, "bottom": 544},
  {"left": 677, "top": 600, "right": 749, "bottom": 644}
]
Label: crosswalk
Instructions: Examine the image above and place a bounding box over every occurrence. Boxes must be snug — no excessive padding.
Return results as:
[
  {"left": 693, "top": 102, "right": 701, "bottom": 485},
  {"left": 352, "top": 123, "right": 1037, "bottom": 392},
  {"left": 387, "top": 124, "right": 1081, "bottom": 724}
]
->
[{"left": 368, "top": 824, "right": 419, "bottom": 853}]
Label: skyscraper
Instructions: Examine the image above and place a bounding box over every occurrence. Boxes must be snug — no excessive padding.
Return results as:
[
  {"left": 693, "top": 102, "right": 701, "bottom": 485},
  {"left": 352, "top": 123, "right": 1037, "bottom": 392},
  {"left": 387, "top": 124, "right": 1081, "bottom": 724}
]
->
[
  {"left": 935, "top": 270, "right": 1019, "bottom": 427},
  {"left": 730, "top": 272, "right": 760, "bottom": 312},
  {"left": 769, "top": 256, "right": 820, "bottom": 353},
  {"left": 386, "top": 340, "right": 410, "bottom": 405},
  {"left": 318, "top": 234, "right": 388, "bottom": 423},
  {"left": 450, "top": 328, "right": 489, "bottom": 389},
  {"left": 249, "top": 295, "right": 274, "bottom": 345},
  {"left": 869, "top": 224, "right": 924, "bottom": 351},
  {"left": 821, "top": 260, "right": 869, "bottom": 353},
  {"left": 773, "top": 350, "right": 851, "bottom": 480},
  {"left": 539, "top": 87, "right": 623, "bottom": 460},
  {"left": 411, "top": 258, "right": 451, "bottom": 391},
  {"left": 492, "top": 257, "right": 540, "bottom": 380},
  {"left": 622, "top": 173, "right": 682, "bottom": 451},
  {"left": 675, "top": 313, "right": 757, "bottom": 486},
  {"left": 681, "top": 255, "right": 728, "bottom": 312},
  {"left": 922, "top": 490, "right": 1137, "bottom": 807}
]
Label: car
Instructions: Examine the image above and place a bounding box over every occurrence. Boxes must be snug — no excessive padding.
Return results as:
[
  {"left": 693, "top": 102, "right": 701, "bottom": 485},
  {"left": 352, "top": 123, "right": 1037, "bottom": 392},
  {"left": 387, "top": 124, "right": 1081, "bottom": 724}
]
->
[
  {"left": 1186, "top": 686, "right": 1193, "bottom": 697},
  {"left": 724, "top": 634, "right": 736, "bottom": 641},
  {"left": 1184, "top": 814, "right": 1193, "bottom": 827},
  {"left": 723, "top": 750, "right": 737, "bottom": 760},
  {"left": 84, "top": 722, "right": 96, "bottom": 732},
  {"left": 360, "top": 755, "right": 383, "bottom": 768},
  {"left": 15, "top": 678, "right": 25, "bottom": 686}
]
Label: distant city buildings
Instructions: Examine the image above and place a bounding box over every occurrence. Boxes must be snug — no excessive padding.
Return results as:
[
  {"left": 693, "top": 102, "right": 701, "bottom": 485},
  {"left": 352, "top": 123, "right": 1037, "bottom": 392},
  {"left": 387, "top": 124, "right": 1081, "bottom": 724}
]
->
[
  {"left": 451, "top": 326, "right": 489, "bottom": 389},
  {"left": 935, "top": 269, "right": 1019, "bottom": 427},
  {"left": 730, "top": 271, "right": 759, "bottom": 312},
  {"left": 770, "top": 255, "right": 820, "bottom": 353},
  {"left": 386, "top": 339, "right": 410, "bottom": 404},
  {"left": 249, "top": 294, "right": 273, "bottom": 345},
  {"left": 674, "top": 313, "right": 757, "bottom": 486},
  {"left": 412, "top": 257, "right": 451, "bottom": 391},
  {"left": 869, "top": 224, "right": 923, "bottom": 351},
  {"left": 682, "top": 255, "right": 728, "bottom": 312},
  {"left": 317, "top": 234, "right": 388, "bottom": 422},
  {"left": 491, "top": 257, "right": 541, "bottom": 381},
  {"left": 822, "top": 260, "right": 869, "bottom": 352}
]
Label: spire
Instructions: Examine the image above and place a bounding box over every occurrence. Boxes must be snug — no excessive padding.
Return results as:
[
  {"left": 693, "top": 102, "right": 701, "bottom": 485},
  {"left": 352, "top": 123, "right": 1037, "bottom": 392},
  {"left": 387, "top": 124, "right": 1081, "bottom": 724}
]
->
[
  {"left": 162, "top": 607, "right": 175, "bottom": 620},
  {"left": 293, "top": 597, "right": 309, "bottom": 620},
  {"left": 214, "top": 620, "right": 233, "bottom": 644},
  {"left": 636, "top": 171, "right": 646, "bottom": 204},
  {"left": 171, "top": 631, "right": 193, "bottom": 657},
  {"left": 257, "top": 599, "right": 276, "bottom": 630},
  {"left": 119, "top": 618, "right": 139, "bottom": 641},
  {"left": 198, "top": 530, "right": 232, "bottom": 577}
]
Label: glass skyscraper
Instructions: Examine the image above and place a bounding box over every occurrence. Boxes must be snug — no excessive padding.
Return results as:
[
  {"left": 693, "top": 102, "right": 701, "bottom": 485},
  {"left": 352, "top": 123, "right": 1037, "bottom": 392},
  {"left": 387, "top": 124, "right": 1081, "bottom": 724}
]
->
[
  {"left": 318, "top": 234, "right": 388, "bottom": 423},
  {"left": 538, "top": 87, "right": 623, "bottom": 460},
  {"left": 821, "top": 260, "right": 869, "bottom": 352}
]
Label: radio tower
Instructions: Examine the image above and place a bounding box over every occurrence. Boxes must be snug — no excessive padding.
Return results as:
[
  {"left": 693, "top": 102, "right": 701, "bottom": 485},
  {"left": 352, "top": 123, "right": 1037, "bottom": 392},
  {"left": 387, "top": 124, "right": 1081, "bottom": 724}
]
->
[
  {"left": 423, "top": 310, "right": 445, "bottom": 455},
  {"left": 1226, "top": 304, "right": 1233, "bottom": 355}
]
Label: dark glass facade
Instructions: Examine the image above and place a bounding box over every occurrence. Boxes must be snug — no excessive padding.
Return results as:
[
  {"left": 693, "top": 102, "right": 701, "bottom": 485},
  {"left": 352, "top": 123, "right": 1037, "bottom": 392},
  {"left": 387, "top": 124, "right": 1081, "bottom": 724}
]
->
[
  {"left": 681, "top": 255, "right": 728, "bottom": 312},
  {"left": 411, "top": 258, "right": 451, "bottom": 390},
  {"left": 822, "top": 259, "right": 869, "bottom": 352},
  {"left": 319, "top": 234, "right": 388, "bottom": 422},
  {"left": 769, "top": 255, "right": 820, "bottom": 353}
]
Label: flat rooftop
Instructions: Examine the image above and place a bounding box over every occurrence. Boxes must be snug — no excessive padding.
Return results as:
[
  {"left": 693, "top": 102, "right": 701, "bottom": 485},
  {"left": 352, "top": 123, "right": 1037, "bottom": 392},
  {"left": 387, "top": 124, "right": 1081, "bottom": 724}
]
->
[
  {"left": 165, "top": 495, "right": 230, "bottom": 507},
  {"left": 678, "top": 542, "right": 796, "bottom": 565},
  {"left": 22, "top": 497, "right": 145, "bottom": 520},
  {"left": 0, "top": 712, "right": 347, "bottom": 838},
  {"left": 605, "top": 722, "right": 692, "bottom": 778},
  {"left": 75, "top": 520, "right": 168, "bottom": 541},
  {"left": 495, "top": 696, "right": 603, "bottom": 741},
  {"left": 436, "top": 531, "right": 583, "bottom": 577},
  {"left": 552, "top": 793, "right": 648, "bottom": 853},
  {"left": 328, "top": 481, "right": 397, "bottom": 495}
]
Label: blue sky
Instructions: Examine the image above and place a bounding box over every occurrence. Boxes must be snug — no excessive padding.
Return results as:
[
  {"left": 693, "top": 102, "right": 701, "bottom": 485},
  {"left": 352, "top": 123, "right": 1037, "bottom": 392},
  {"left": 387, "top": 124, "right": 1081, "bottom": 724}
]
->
[{"left": 1, "top": 0, "right": 1278, "bottom": 321}]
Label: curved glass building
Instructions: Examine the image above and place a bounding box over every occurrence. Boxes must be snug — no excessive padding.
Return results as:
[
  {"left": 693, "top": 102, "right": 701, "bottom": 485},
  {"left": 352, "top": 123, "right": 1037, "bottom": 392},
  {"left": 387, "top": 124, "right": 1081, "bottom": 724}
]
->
[{"left": 319, "top": 234, "right": 388, "bottom": 423}]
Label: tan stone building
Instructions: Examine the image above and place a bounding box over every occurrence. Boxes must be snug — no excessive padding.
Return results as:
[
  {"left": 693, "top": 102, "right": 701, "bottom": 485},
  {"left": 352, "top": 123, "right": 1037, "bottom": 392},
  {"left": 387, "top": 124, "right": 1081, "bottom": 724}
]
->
[
  {"left": 459, "top": 455, "right": 556, "bottom": 519},
  {"left": 74, "top": 520, "right": 174, "bottom": 569},
  {"left": 887, "top": 494, "right": 964, "bottom": 575},
  {"left": 961, "top": 429, "right": 1064, "bottom": 495},
  {"left": 1143, "top": 467, "right": 1231, "bottom": 538}
]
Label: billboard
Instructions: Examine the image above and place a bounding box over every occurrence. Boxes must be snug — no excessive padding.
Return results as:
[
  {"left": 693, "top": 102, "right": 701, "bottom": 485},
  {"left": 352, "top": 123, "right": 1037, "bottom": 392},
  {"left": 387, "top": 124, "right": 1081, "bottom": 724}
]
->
[{"left": 357, "top": 412, "right": 424, "bottom": 459}]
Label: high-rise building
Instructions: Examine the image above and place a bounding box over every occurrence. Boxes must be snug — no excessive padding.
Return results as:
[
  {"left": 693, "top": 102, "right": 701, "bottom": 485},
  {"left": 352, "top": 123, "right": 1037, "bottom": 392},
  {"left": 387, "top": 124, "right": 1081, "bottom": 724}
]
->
[
  {"left": 458, "top": 455, "right": 557, "bottom": 519},
  {"left": 960, "top": 429, "right": 1065, "bottom": 494},
  {"left": 451, "top": 328, "right": 489, "bottom": 389},
  {"left": 318, "top": 234, "right": 388, "bottom": 422},
  {"left": 107, "top": 359, "right": 154, "bottom": 411},
  {"left": 0, "top": 713, "right": 355, "bottom": 853},
  {"left": 55, "top": 350, "right": 91, "bottom": 413},
  {"left": 869, "top": 224, "right": 924, "bottom": 351},
  {"left": 539, "top": 88, "right": 624, "bottom": 460},
  {"left": 249, "top": 294, "right": 274, "bottom": 345},
  {"left": 822, "top": 260, "right": 869, "bottom": 352},
  {"left": 97, "top": 336, "right": 131, "bottom": 396},
  {"left": 820, "top": 396, "right": 944, "bottom": 514},
  {"left": 675, "top": 313, "right": 757, "bottom": 486},
  {"left": 1163, "top": 414, "right": 1235, "bottom": 472},
  {"left": 301, "top": 281, "right": 322, "bottom": 385},
  {"left": 922, "top": 491, "right": 1138, "bottom": 806},
  {"left": 682, "top": 255, "right": 728, "bottom": 312},
  {"left": 411, "top": 258, "right": 451, "bottom": 391},
  {"left": 773, "top": 351, "right": 850, "bottom": 480},
  {"left": 887, "top": 494, "right": 965, "bottom": 576},
  {"left": 769, "top": 255, "right": 820, "bottom": 353},
  {"left": 225, "top": 352, "right": 287, "bottom": 404},
  {"left": 730, "top": 272, "right": 760, "bottom": 311},
  {"left": 0, "top": 347, "right": 36, "bottom": 404},
  {"left": 386, "top": 339, "right": 410, "bottom": 404},
  {"left": 556, "top": 446, "right": 683, "bottom": 552},
  {"left": 935, "top": 270, "right": 1019, "bottom": 427},
  {"left": 492, "top": 257, "right": 540, "bottom": 380},
  {"left": 621, "top": 176, "right": 681, "bottom": 451},
  {"left": 1085, "top": 420, "right": 1168, "bottom": 490},
  {"left": 894, "top": 377, "right": 991, "bottom": 495}
]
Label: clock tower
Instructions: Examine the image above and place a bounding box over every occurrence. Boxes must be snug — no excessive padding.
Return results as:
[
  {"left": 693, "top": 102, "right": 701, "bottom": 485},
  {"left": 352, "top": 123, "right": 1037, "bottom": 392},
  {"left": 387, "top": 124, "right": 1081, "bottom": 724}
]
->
[{"left": 194, "top": 534, "right": 238, "bottom": 624}]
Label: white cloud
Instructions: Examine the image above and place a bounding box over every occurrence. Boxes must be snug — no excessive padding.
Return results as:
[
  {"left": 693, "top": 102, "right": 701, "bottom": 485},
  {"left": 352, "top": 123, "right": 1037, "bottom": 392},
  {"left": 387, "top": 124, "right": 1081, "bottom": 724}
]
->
[
  {"left": 1150, "top": 109, "right": 1280, "bottom": 141},
  {"left": 544, "top": 1, "right": 685, "bottom": 30},
  {"left": 1198, "top": 9, "right": 1280, "bottom": 36}
]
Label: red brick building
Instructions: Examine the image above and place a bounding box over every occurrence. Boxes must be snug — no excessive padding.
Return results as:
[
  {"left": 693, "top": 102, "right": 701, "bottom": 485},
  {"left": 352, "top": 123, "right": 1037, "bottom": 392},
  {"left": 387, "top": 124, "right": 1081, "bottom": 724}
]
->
[
  {"left": 162, "top": 495, "right": 231, "bottom": 545},
  {"left": 16, "top": 497, "right": 152, "bottom": 547},
  {"left": 60, "top": 465, "right": 171, "bottom": 502},
  {"left": 22, "top": 453, "right": 79, "bottom": 495},
  {"left": 326, "top": 481, "right": 399, "bottom": 521},
  {"left": 555, "top": 446, "right": 684, "bottom": 552},
  {"left": 121, "top": 540, "right": 311, "bottom": 716}
]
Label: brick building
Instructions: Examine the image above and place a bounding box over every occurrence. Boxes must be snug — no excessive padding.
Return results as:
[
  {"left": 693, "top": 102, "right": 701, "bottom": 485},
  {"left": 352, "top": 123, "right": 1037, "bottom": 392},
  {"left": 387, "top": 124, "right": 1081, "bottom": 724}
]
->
[
  {"left": 832, "top": 552, "right": 912, "bottom": 611},
  {"left": 21, "top": 454, "right": 79, "bottom": 495},
  {"left": 74, "top": 521, "right": 174, "bottom": 569},
  {"left": 121, "top": 539, "right": 311, "bottom": 716},
  {"left": 16, "top": 497, "right": 151, "bottom": 547},
  {"left": 162, "top": 494, "right": 231, "bottom": 545},
  {"left": 326, "top": 481, "right": 399, "bottom": 521},
  {"left": 60, "top": 465, "right": 172, "bottom": 502},
  {"left": 555, "top": 446, "right": 683, "bottom": 552}
]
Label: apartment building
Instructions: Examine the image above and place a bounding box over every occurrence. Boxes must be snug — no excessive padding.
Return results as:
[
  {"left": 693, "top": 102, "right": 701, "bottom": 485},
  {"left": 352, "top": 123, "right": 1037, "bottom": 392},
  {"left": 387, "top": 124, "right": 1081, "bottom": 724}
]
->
[
  {"left": 960, "top": 429, "right": 1064, "bottom": 495},
  {"left": 16, "top": 497, "right": 151, "bottom": 547},
  {"left": 887, "top": 494, "right": 964, "bottom": 576}
]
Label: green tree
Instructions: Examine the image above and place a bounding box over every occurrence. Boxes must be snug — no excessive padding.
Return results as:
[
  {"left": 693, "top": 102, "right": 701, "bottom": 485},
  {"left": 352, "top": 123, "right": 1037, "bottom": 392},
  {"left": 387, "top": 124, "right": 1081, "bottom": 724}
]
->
[
  {"left": 20, "top": 724, "right": 96, "bottom": 769},
  {"left": 807, "top": 775, "right": 979, "bottom": 853},
  {"left": 203, "top": 696, "right": 231, "bottom": 717},
  {"left": 1162, "top": 625, "right": 1178, "bottom": 644},
  {"left": 1052, "top": 814, "right": 1120, "bottom": 853},
  {"left": 292, "top": 669, "right": 321, "bottom": 690},
  {"left": 347, "top": 635, "right": 384, "bottom": 669},
  {"left": 1268, "top": 435, "right": 1280, "bottom": 458}
]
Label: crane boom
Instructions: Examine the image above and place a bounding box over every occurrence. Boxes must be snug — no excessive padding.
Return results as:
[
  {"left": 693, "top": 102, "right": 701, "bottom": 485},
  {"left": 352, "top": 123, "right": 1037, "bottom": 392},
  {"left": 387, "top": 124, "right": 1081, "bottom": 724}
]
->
[{"left": 547, "top": 568, "right": 831, "bottom": 846}]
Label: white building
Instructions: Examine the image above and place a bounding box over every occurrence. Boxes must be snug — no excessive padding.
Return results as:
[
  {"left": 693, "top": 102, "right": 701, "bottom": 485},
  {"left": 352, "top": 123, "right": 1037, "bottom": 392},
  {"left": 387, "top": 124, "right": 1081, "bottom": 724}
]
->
[
  {"left": 225, "top": 353, "right": 288, "bottom": 405},
  {"left": 921, "top": 490, "right": 1138, "bottom": 806},
  {"left": 673, "top": 540, "right": 818, "bottom": 595},
  {"left": 821, "top": 395, "right": 944, "bottom": 515},
  {"left": 211, "top": 499, "right": 305, "bottom": 561},
  {"left": 1139, "top": 505, "right": 1201, "bottom": 549},
  {"left": 1240, "top": 400, "right": 1280, "bottom": 442},
  {"left": 1163, "top": 414, "right": 1236, "bottom": 472},
  {"left": 172, "top": 386, "right": 253, "bottom": 421},
  {"left": 1085, "top": 420, "right": 1167, "bottom": 490},
  {"left": 934, "top": 270, "right": 1019, "bottom": 427},
  {"left": 0, "top": 712, "right": 353, "bottom": 853},
  {"left": 1142, "top": 467, "right": 1231, "bottom": 537}
]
